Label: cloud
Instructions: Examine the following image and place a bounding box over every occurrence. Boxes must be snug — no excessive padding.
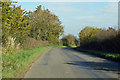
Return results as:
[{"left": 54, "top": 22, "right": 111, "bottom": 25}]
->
[
  {"left": 43, "top": 2, "right": 118, "bottom": 37},
  {"left": 72, "top": 2, "right": 118, "bottom": 26}
]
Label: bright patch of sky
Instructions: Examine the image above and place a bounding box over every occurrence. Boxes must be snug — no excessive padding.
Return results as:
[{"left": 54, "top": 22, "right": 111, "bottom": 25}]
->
[{"left": 14, "top": 2, "right": 118, "bottom": 38}]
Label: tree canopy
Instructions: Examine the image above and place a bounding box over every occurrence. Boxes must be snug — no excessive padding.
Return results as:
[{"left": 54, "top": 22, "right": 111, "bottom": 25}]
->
[
  {"left": 2, "top": 1, "right": 31, "bottom": 44},
  {"left": 29, "top": 5, "right": 64, "bottom": 44},
  {"left": 2, "top": 2, "right": 64, "bottom": 46}
]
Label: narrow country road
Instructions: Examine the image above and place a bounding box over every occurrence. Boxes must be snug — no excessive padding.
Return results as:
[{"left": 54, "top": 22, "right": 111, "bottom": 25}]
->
[{"left": 24, "top": 47, "right": 119, "bottom": 78}]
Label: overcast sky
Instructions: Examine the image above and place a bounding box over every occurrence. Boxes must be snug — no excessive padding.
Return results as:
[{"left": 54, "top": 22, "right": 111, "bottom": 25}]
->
[{"left": 14, "top": 2, "right": 118, "bottom": 38}]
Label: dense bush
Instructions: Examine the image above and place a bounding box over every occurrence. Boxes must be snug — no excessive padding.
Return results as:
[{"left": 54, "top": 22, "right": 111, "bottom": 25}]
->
[
  {"left": 79, "top": 27, "right": 119, "bottom": 53},
  {"left": 2, "top": 1, "right": 31, "bottom": 45},
  {"left": 22, "top": 37, "right": 48, "bottom": 49}
]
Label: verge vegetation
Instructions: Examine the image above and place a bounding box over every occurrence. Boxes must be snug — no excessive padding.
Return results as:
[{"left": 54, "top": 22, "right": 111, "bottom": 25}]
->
[
  {"left": 74, "top": 47, "right": 120, "bottom": 62},
  {"left": 2, "top": 45, "right": 63, "bottom": 78}
]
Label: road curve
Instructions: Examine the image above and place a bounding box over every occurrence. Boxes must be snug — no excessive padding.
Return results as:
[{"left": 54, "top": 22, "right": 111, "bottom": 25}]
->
[{"left": 24, "top": 47, "right": 119, "bottom": 78}]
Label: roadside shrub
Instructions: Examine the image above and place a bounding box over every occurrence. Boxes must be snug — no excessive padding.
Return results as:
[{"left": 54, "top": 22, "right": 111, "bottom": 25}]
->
[
  {"left": 2, "top": 36, "right": 20, "bottom": 54},
  {"left": 22, "top": 37, "right": 48, "bottom": 49}
]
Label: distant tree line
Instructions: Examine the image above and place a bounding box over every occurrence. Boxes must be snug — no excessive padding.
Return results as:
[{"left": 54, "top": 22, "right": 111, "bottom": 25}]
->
[{"left": 61, "top": 34, "right": 79, "bottom": 47}]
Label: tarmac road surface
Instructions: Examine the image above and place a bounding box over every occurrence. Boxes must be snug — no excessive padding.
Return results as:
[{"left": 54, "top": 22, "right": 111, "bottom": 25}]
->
[{"left": 24, "top": 47, "right": 119, "bottom": 78}]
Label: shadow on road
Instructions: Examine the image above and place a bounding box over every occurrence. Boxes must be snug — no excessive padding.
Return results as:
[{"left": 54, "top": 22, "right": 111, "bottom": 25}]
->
[
  {"left": 61, "top": 47, "right": 119, "bottom": 74},
  {"left": 65, "top": 61, "right": 119, "bottom": 73}
]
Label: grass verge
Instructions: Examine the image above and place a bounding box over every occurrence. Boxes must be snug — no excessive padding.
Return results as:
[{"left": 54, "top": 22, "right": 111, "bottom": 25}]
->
[
  {"left": 2, "top": 45, "right": 63, "bottom": 78},
  {"left": 74, "top": 47, "right": 120, "bottom": 62}
]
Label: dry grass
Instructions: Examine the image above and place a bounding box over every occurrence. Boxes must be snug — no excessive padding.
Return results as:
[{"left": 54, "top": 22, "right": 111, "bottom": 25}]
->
[{"left": 2, "top": 36, "right": 20, "bottom": 54}]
